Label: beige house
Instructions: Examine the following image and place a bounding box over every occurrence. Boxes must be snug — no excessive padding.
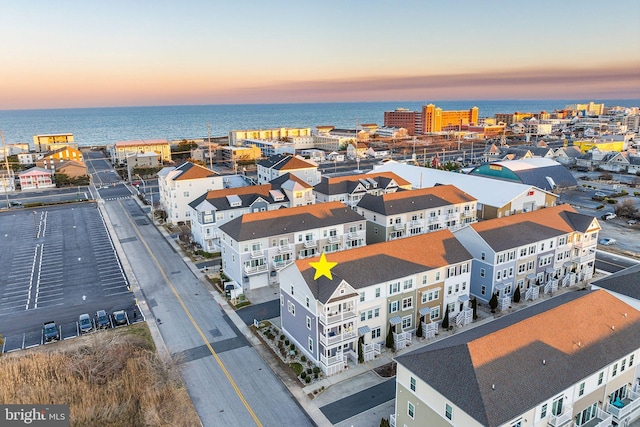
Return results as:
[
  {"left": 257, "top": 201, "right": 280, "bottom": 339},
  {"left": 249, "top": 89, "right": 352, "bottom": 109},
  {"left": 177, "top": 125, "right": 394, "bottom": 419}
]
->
[
  {"left": 393, "top": 290, "right": 640, "bottom": 427},
  {"left": 109, "top": 139, "right": 171, "bottom": 164}
]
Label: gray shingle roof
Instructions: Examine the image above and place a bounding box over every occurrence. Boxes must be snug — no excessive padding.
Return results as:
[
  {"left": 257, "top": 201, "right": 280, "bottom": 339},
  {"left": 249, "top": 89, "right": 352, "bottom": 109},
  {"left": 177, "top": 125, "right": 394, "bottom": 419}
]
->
[
  {"left": 356, "top": 185, "right": 475, "bottom": 215},
  {"left": 591, "top": 264, "right": 640, "bottom": 300},
  {"left": 219, "top": 201, "right": 362, "bottom": 242},
  {"left": 395, "top": 290, "right": 640, "bottom": 427}
]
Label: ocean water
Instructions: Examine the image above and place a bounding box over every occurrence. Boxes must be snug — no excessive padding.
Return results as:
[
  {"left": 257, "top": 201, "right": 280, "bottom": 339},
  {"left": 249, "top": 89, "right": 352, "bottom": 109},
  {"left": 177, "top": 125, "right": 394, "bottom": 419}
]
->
[{"left": 0, "top": 100, "right": 638, "bottom": 147}]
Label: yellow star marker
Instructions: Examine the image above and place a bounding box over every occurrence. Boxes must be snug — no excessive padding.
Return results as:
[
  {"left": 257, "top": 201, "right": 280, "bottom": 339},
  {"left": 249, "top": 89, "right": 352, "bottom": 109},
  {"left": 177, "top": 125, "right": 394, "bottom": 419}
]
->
[{"left": 309, "top": 252, "right": 338, "bottom": 280}]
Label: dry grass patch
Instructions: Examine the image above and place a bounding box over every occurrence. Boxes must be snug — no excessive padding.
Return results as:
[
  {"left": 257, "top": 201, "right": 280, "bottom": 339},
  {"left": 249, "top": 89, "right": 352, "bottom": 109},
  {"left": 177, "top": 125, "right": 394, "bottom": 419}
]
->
[{"left": 0, "top": 324, "right": 200, "bottom": 427}]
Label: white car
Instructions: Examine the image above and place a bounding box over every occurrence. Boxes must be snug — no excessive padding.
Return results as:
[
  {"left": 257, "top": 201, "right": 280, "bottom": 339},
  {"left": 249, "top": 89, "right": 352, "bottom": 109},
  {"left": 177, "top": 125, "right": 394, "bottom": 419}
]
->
[{"left": 599, "top": 238, "right": 616, "bottom": 246}]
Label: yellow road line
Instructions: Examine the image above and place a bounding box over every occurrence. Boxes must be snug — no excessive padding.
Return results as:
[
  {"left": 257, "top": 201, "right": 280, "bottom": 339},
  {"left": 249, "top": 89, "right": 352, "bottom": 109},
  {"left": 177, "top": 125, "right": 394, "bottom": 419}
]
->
[{"left": 120, "top": 201, "right": 263, "bottom": 427}]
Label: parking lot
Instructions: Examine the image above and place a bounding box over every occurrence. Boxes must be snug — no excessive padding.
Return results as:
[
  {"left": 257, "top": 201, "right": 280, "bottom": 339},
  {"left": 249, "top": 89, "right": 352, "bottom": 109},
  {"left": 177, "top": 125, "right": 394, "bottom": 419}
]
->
[{"left": 0, "top": 203, "right": 138, "bottom": 353}]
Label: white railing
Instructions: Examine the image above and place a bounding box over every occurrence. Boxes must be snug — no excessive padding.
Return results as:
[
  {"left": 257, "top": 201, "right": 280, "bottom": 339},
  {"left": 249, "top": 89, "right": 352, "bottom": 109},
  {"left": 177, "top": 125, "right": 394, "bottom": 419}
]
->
[
  {"left": 272, "top": 259, "right": 293, "bottom": 269},
  {"left": 422, "top": 322, "right": 438, "bottom": 339},
  {"left": 394, "top": 331, "right": 412, "bottom": 351},
  {"left": 319, "top": 310, "right": 357, "bottom": 325},
  {"left": 393, "top": 222, "right": 404, "bottom": 231},
  {"left": 390, "top": 413, "right": 396, "bottom": 427},
  {"left": 346, "top": 231, "right": 360, "bottom": 240},
  {"left": 544, "top": 279, "right": 558, "bottom": 295},
  {"left": 498, "top": 296, "right": 511, "bottom": 311},
  {"left": 456, "top": 308, "right": 473, "bottom": 327},
  {"left": 244, "top": 262, "right": 268, "bottom": 275},
  {"left": 607, "top": 390, "right": 640, "bottom": 421},
  {"left": 409, "top": 219, "right": 422, "bottom": 227},
  {"left": 363, "top": 342, "right": 382, "bottom": 361},
  {"left": 304, "top": 240, "right": 316, "bottom": 248},
  {"left": 592, "top": 407, "right": 612, "bottom": 427},
  {"left": 548, "top": 406, "right": 573, "bottom": 427},
  {"left": 278, "top": 243, "right": 291, "bottom": 253},
  {"left": 250, "top": 249, "right": 264, "bottom": 258},
  {"left": 525, "top": 286, "right": 540, "bottom": 301},
  {"left": 320, "top": 353, "right": 347, "bottom": 376},
  {"left": 319, "top": 329, "right": 357, "bottom": 346},
  {"left": 328, "top": 235, "right": 340, "bottom": 243}
]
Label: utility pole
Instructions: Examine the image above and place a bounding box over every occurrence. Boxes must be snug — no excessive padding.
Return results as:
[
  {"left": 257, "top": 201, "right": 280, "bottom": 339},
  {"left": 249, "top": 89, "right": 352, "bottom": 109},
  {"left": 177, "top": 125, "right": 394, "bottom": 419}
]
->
[{"left": 1, "top": 131, "right": 12, "bottom": 209}]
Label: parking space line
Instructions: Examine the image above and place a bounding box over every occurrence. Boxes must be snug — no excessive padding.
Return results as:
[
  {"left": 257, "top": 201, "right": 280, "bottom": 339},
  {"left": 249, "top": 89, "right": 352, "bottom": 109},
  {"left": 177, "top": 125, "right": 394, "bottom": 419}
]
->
[{"left": 25, "top": 244, "right": 40, "bottom": 310}]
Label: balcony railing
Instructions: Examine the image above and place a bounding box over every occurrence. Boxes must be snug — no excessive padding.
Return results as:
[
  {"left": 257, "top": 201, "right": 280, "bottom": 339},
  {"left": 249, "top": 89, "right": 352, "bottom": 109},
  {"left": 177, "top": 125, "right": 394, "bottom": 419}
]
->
[
  {"left": 319, "top": 310, "right": 357, "bottom": 326},
  {"left": 244, "top": 262, "right": 268, "bottom": 275},
  {"left": 328, "top": 235, "right": 340, "bottom": 243},
  {"left": 445, "top": 213, "right": 457, "bottom": 220},
  {"left": 250, "top": 248, "right": 264, "bottom": 259},
  {"left": 304, "top": 240, "right": 316, "bottom": 248},
  {"left": 548, "top": 406, "right": 573, "bottom": 427},
  {"left": 409, "top": 219, "right": 423, "bottom": 227},
  {"left": 278, "top": 243, "right": 291, "bottom": 253},
  {"left": 320, "top": 352, "right": 346, "bottom": 368},
  {"left": 319, "top": 329, "right": 358, "bottom": 346},
  {"left": 393, "top": 222, "right": 404, "bottom": 231},
  {"left": 390, "top": 413, "right": 396, "bottom": 427},
  {"left": 272, "top": 259, "right": 293, "bottom": 269},
  {"left": 607, "top": 390, "right": 640, "bottom": 421},
  {"left": 590, "top": 408, "right": 612, "bottom": 427},
  {"left": 428, "top": 216, "right": 439, "bottom": 223},
  {"left": 346, "top": 231, "right": 360, "bottom": 240}
]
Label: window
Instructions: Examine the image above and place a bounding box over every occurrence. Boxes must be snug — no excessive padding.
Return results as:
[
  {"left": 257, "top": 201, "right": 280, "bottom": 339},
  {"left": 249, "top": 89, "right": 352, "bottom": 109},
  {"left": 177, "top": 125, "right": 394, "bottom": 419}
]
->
[
  {"left": 374, "top": 308, "right": 380, "bottom": 318},
  {"left": 435, "top": 271, "right": 440, "bottom": 281},
  {"left": 518, "top": 263, "right": 525, "bottom": 274},
  {"left": 306, "top": 297, "right": 310, "bottom": 308},
  {"left": 454, "top": 283, "right": 459, "bottom": 293},
  {"left": 448, "top": 266, "right": 456, "bottom": 278},
  {"left": 497, "top": 254, "right": 505, "bottom": 263},
  {"left": 552, "top": 395, "right": 564, "bottom": 416},
  {"left": 612, "top": 363, "right": 618, "bottom": 377},
  {"left": 630, "top": 354, "right": 634, "bottom": 367},
  {"left": 430, "top": 306, "right": 440, "bottom": 320},
  {"left": 371, "top": 327, "right": 381, "bottom": 339},
  {"left": 541, "top": 403, "right": 547, "bottom": 419},
  {"left": 402, "top": 316, "right": 411, "bottom": 329},
  {"left": 529, "top": 245, "right": 536, "bottom": 255},
  {"left": 410, "top": 377, "right": 416, "bottom": 392},
  {"left": 510, "top": 419, "right": 522, "bottom": 427},
  {"left": 389, "top": 282, "right": 400, "bottom": 294},
  {"left": 597, "top": 371, "right": 604, "bottom": 385},
  {"left": 422, "top": 274, "right": 427, "bottom": 285},
  {"left": 621, "top": 358, "right": 626, "bottom": 372},
  {"left": 480, "top": 268, "right": 485, "bottom": 278},
  {"left": 308, "top": 337, "right": 313, "bottom": 352},
  {"left": 290, "top": 285, "right": 294, "bottom": 296},
  {"left": 520, "top": 248, "right": 527, "bottom": 257},
  {"left": 375, "top": 287, "right": 381, "bottom": 298},
  {"left": 497, "top": 270, "right": 502, "bottom": 280},
  {"left": 280, "top": 295, "right": 284, "bottom": 306},
  {"left": 287, "top": 301, "right": 295, "bottom": 316},
  {"left": 408, "top": 402, "right": 415, "bottom": 419},
  {"left": 306, "top": 316, "right": 311, "bottom": 330},
  {"left": 445, "top": 403, "right": 452, "bottom": 420},
  {"left": 447, "top": 286, "right": 452, "bottom": 295},
  {"left": 360, "top": 292, "right": 365, "bottom": 302},
  {"left": 389, "top": 301, "right": 399, "bottom": 313},
  {"left": 403, "top": 279, "right": 413, "bottom": 290},
  {"left": 402, "top": 297, "right": 413, "bottom": 310},
  {"left": 361, "top": 312, "right": 366, "bottom": 322},
  {"left": 579, "top": 382, "right": 585, "bottom": 396},
  {"left": 481, "top": 285, "right": 486, "bottom": 295}
]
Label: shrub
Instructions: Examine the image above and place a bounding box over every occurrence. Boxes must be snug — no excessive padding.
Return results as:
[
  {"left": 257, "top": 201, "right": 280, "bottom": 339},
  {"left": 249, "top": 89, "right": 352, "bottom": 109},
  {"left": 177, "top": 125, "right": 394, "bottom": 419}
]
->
[
  {"left": 607, "top": 199, "right": 618, "bottom": 204},
  {"left": 300, "top": 371, "right": 307, "bottom": 379},
  {"left": 280, "top": 334, "right": 285, "bottom": 341},
  {"left": 306, "top": 368, "right": 313, "bottom": 375},
  {"left": 305, "top": 376, "right": 311, "bottom": 384},
  {"left": 313, "top": 366, "right": 320, "bottom": 374},
  {"left": 301, "top": 355, "right": 306, "bottom": 362},
  {"left": 284, "top": 339, "right": 290, "bottom": 346},
  {"left": 596, "top": 204, "right": 605, "bottom": 210},
  {"left": 289, "top": 343, "right": 295, "bottom": 350},
  {"left": 314, "top": 372, "right": 318, "bottom": 379}
]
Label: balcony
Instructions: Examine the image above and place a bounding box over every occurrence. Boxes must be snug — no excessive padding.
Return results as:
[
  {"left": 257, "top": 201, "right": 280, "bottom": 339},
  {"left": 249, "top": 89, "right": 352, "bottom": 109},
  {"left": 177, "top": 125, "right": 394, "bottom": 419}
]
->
[
  {"left": 250, "top": 248, "right": 264, "bottom": 259},
  {"left": 319, "top": 328, "right": 358, "bottom": 346},
  {"left": 393, "top": 222, "right": 405, "bottom": 231},
  {"left": 607, "top": 390, "right": 640, "bottom": 423},
  {"left": 573, "top": 250, "right": 596, "bottom": 264},
  {"left": 582, "top": 408, "right": 612, "bottom": 427},
  {"left": 319, "top": 309, "right": 357, "bottom": 326},
  {"left": 278, "top": 243, "right": 292, "bottom": 253},
  {"left": 346, "top": 231, "right": 360, "bottom": 240},
  {"left": 548, "top": 405, "right": 573, "bottom": 427},
  {"left": 461, "top": 210, "right": 475, "bottom": 217},
  {"left": 272, "top": 259, "right": 293, "bottom": 270},
  {"left": 409, "top": 219, "right": 423, "bottom": 227},
  {"left": 445, "top": 213, "right": 457, "bottom": 220},
  {"left": 304, "top": 240, "right": 316, "bottom": 248},
  {"left": 244, "top": 261, "right": 268, "bottom": 275},
  {"left": 320, "top": 352, "right": 347, "bottom": 376},
  {"left": 428, "top": 216, "right": 439, "bottom": 223},
  {"left": 328, "top": 234, "right": 341, "bottom": 243}
]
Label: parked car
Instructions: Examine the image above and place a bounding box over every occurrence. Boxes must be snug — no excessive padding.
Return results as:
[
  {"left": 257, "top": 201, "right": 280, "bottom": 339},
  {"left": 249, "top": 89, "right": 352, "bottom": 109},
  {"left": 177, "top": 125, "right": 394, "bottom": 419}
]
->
[
  {"left": 595, "top": 192, "right": 606, "bottom": 197},
  {"left": 43, "top": 320, "right": 60, "bottom": 342},
  {"left": 600, "top": 213, "right": 616, "bottom": 220},
  {"left": 8, "top": 201, "right": 23, "bottom": 208},
  {"left": 599, "top": 238, "right": 616, "bottom": 246},
  {"left": 96, "top": 310, "right": 110, "bottom": 329},
  {"left": 627, "top": 219, "right": 638, "bottom": 225},
  {"left": 78, "top": 313, "right": 93, "bottom": 334},
  {"left": 113, "top": 310, "right": 128, "bottom": 326}
]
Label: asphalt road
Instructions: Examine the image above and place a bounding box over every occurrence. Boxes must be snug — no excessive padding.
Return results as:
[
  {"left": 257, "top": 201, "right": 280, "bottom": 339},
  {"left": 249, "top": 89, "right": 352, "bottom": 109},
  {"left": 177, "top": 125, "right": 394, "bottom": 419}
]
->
[{"left": 101, "top": 198, "right": 313, "bottom": 427}]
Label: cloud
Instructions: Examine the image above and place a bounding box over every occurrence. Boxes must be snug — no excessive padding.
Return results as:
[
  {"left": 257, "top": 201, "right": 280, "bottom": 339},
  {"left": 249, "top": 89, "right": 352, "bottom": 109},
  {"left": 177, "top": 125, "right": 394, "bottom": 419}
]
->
[{"left": 227, "top": 64, "right": 640, "bottom": 102}]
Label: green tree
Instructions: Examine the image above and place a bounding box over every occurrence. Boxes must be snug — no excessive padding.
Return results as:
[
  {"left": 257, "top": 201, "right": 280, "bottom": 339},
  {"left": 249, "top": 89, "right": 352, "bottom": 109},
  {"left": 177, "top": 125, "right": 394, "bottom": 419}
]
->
[
  {"left": 441, "top": 305, "right": 450, "bottom": 329},
  {"left": 513, "top": 285, "right": 521, "bottom": 303},
  {"left": 489, "top": 293, "right": 499, "bottom": 313},
  {"left": 385, "top": 325, "right": 395, "bottom": 350},
  {"left": 379, "top": 418, "right": 390, "bottom": 427},
  {"left": 471, "top": 297, "right": 478, "bottom": 320},
  {"left": 415, "top": 317, "right": 423, "bottom": 338},
  {"left": 358, "top": 338, "right": 364, "bottom": 363}
]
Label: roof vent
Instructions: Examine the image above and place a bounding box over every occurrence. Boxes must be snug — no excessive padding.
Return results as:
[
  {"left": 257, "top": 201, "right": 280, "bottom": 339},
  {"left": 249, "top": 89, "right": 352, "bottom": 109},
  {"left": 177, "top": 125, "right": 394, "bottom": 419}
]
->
[
  {"left": 542, "top": 359, "right": 546, "bottom": 365},
  {"left": 491, "top": 384, "right": 495, "bottom": 390},
  {"left": 611, "top": 325, "right": 615, "bottom": 331}
]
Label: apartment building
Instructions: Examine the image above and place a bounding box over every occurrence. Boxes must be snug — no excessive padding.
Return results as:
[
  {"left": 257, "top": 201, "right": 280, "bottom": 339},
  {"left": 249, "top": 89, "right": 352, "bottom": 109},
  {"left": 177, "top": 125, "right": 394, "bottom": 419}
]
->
[
  {"left": 33, "top": 133, "right": 76, "bottom": 152},
  {"left": 453, "top": 205, "right": 600, "bottom": 306},
  {"left": 393, "top": 290, "right": 640, "bottom": 427},
  {"left": 256, "top": 154, "right": 321, "bottom": 186},
  {"left": 109, "top": 139, "right": 171, "bottom": 164},
  {"left": 188, "top": 184, "right": 291, "bottom": 252},
  {"left": 423, "top": 104, "right": 479, "bottom": 133},
  {"left": 219, "top": 202, "right": 366, "bottom": 290},
  {"left": 277, "top": 229, "right": 473, "bottom": 377},
  {"left": 158, "top": 162, "right": 246, "bottom": 224},
  {"left": 372, "top": 162, "right": 558, "bottom": 219},
  {"left": 384, "top": 108, "right": 422, "bottom": 135},
  {"left": 18, "top": 167, "right": 54, "bottom": 189},
  {"left": 36, "top": 146, "right": 84, "bottom": 169},
  {"left": 313, "top": 171, "right": 412, "bottom": 208},
  {"left": 356, "top": 185, "right": 477, "bottom": 243},
  {"left": 228, "top": 127, "right": 312, "bottom": 146},
  {"left": 268, "top": 173, "right": 315, "bottom": 207}
]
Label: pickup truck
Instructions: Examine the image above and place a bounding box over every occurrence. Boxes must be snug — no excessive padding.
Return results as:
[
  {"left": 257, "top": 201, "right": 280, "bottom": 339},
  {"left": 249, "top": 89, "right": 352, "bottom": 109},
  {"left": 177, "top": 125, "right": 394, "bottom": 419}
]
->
[{"left": 43, "top": 321, "right": 60, "bottom": 342}]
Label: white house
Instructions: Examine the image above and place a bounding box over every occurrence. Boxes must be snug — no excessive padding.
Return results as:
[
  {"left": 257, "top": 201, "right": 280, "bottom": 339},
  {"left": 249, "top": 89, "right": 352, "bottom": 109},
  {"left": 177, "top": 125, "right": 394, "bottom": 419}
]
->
[{"left": 256, "top": 154, "right": 321, "bottom": 186}]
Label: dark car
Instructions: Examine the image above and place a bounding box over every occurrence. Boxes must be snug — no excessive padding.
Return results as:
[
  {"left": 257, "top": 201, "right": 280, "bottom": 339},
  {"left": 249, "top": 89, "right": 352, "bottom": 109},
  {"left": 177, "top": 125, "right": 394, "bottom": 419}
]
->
[
  {"left": 96, "top": 310, "right": 110, "bottom": 329},
  {"left": 79, "top": 313, "right": 93, "bottom": 334},
  {"left": 113, "top": 310, "right": 128, "bottom": 326}
]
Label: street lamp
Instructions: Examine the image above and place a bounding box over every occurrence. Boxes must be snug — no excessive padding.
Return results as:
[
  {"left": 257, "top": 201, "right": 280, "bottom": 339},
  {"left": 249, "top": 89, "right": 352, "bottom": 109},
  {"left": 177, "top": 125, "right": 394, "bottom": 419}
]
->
[{"left": 136, "top": 174, "right": 154, "bottom": 218}]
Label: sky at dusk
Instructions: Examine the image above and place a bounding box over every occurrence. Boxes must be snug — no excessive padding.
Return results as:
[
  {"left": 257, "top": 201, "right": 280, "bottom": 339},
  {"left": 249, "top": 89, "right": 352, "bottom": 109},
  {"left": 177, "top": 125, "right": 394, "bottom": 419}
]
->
[{"left": 1, "top": 0, "right": 639, "bottom": 110}]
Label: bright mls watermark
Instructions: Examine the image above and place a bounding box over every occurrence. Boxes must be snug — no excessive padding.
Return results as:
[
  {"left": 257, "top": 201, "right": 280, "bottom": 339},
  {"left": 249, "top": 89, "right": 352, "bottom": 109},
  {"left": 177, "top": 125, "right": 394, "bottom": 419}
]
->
[{"left": 1, "top": 405, "right": 69, "bottom": 426}]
